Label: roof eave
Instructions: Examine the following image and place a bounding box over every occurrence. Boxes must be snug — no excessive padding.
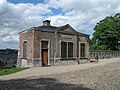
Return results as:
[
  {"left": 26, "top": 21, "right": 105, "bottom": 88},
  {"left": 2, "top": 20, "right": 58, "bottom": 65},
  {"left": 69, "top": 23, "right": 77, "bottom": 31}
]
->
[{"left": 18, "top": 27, "right": 35, "bottom": 35}]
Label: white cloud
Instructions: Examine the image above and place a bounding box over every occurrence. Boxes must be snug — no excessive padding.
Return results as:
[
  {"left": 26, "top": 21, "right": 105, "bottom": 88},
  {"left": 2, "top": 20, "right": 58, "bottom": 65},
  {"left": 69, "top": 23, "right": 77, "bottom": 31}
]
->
[
  {"left": 0, "top": 0, "right": 51, "bottom": 49},
  {"left": 0, "top": 0, "right": 120, "bottom": 49},
  {"left": 0, "top": 0, "right": 6, "bottom": 4},
  {"left": 47, "top": 0, "right": 120, "bottom": 37}
]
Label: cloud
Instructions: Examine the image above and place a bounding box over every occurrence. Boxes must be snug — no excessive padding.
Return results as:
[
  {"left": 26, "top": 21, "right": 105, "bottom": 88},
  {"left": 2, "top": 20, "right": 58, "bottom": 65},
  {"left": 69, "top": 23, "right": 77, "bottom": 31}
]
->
[
  {"left": 0, "top": 0, "right": 120, "bottom": 49},
  {"left": 47, "top": 0, "right": 120, "bottom": 37},
  {"left": 0, "top": 0, "right": 51, "bottom": 49}
]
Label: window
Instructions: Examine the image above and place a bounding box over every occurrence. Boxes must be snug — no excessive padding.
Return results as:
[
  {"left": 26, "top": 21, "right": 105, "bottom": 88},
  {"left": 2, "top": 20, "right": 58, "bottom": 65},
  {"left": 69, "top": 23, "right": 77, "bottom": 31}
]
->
[
  {"left": 80, "top": 43, "right": 85, "bottom": 57},
  {"left": 23, "top": 41, "right": 27, "bottom": 58},
  {"left": 42, "top": 41, "right": 48, "bottom": 49},
  {"left": 68, "top": 42, "right": 73, "bottom": 58},
  {"left": 61, "top": 42, "right": 67, "bottom": 58},
  {"left": 61, "top": 42, "right": 73, "bottom": 58}
]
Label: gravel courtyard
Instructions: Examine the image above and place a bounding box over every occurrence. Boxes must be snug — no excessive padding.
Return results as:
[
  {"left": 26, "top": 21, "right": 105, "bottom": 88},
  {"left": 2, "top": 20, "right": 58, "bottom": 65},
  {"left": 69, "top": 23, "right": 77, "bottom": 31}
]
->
[{"left": 0, "top": 58, "right": 120, "bottom": 90}]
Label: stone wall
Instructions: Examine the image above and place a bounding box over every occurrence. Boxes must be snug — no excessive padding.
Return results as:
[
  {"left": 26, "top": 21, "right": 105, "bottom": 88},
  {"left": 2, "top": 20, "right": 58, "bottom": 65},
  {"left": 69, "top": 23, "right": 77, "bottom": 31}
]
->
[{"left": 90, "top": 51, "right": 120, "bottom": 59}]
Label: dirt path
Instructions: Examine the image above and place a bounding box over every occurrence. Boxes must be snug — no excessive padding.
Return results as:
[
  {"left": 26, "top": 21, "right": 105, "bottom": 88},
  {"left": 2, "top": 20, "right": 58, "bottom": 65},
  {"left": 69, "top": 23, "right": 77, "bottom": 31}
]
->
[
  {"left": 0, "top": 58, "right": 120, "bottom": 90},
  {"left": 0, "top": 58, "right": 119, "bottom": 80}
]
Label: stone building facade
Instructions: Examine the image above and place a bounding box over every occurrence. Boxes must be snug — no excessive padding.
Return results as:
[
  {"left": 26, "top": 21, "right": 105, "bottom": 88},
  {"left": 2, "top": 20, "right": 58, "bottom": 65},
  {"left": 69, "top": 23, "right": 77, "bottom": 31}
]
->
[{"left": 17, "top": 20, "right": 90, "bottom": 67}]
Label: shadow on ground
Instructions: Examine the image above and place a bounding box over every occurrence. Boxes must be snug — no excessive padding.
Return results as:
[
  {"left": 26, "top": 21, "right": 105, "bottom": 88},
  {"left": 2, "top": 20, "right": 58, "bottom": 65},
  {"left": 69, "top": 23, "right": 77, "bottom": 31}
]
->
[{"left": 0, "top": 77, "right": 93, "bottom": 90}]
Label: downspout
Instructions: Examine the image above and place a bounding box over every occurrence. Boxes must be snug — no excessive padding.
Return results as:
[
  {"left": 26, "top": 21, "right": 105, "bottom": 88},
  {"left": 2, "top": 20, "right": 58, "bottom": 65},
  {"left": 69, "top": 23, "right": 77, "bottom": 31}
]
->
[
  {"left": 54, "top": 29, "right": 58, "bottom": 65},
  {"left": 77, "top": 33, "right": 79, "bottom": 58},
  {"left": 77, "top": 33, "right": 80, "bottom": 64}
]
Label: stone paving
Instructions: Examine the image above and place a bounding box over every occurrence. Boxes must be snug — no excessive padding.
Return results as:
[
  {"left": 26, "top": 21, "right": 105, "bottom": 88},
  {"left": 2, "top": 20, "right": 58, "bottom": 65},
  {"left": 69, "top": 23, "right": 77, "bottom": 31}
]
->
[{"left": 0, "top": 58, "right": 120, "bottom": 90}]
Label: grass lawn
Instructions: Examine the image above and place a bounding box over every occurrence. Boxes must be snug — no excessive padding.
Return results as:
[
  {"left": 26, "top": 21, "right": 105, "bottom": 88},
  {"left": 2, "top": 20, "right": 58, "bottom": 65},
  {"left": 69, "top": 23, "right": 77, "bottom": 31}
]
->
[{"left": 0, "top": 67, "right": 28, "bottom": 76}]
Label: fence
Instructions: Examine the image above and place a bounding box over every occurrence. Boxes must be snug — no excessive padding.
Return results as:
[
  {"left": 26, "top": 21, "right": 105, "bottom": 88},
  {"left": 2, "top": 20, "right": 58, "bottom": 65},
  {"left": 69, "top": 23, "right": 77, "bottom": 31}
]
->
[{"left": 90, "top": 51, "right": 120, "bottom": 59}]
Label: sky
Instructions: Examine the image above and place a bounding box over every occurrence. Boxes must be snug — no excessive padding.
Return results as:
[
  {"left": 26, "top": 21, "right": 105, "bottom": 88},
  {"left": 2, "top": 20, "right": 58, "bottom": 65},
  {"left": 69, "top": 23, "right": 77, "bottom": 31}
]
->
[{"left": 0, "top": 0, "right": 120, "bottom": 49}]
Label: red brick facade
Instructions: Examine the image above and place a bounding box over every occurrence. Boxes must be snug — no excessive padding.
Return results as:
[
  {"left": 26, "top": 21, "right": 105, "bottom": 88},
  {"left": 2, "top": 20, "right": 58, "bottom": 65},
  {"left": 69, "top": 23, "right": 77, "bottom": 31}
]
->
[{"left": 17, "top": 20, "right": 90, "bottom": 67}]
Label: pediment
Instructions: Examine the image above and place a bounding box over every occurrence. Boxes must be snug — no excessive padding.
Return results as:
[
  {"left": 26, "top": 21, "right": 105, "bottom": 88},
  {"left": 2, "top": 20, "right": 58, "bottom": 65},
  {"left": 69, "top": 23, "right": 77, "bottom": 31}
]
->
[
  {"left": 64, "top": 28, "right": 74, "bottom": 32},
  {"left": 58, "top": 24, "right": 77, "bottom": 34}
]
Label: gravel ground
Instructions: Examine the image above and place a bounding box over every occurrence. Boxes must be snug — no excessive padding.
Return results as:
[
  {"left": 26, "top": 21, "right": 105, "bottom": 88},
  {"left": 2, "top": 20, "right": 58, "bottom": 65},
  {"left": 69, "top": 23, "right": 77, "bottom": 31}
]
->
[{"left": 0, "top": 58, "right": 120, "bottom": 90}]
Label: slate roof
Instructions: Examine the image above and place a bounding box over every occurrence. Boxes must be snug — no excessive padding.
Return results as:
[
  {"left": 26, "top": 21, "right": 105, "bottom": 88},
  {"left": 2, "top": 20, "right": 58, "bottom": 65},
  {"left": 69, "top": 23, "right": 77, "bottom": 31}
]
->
[
  {"left": 19, "top": 24, "right": 89, "bottom": 38},
  {"left": 34, "top": 25, "right": 58, "bottom": 32}
]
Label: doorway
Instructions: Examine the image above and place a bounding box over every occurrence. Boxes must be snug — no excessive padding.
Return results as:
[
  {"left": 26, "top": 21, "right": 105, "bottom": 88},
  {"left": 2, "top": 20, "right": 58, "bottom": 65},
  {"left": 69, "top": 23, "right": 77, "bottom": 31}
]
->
[
  {"left": 42, "top": 49, "right": 48, "bottom": 65},
  {"left": 41, "top": 41, "right": 49, "bottom": 66}
]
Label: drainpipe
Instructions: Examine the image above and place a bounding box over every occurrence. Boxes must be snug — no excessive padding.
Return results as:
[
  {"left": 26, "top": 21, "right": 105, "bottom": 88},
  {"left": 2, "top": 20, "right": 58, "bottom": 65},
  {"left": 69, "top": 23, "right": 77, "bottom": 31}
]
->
[
  {"left": 54, "top": 29, "right": 58, "bottom": 65},
  {"left": 77, "top": 33, "right": 80, "bottom": 64}
]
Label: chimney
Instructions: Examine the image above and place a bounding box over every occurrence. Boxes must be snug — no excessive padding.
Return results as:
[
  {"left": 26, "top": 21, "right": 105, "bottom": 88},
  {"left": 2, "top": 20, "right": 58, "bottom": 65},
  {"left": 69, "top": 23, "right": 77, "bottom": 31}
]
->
[{"left": 43, "top": 20, "right": 51, "bottom": 26}]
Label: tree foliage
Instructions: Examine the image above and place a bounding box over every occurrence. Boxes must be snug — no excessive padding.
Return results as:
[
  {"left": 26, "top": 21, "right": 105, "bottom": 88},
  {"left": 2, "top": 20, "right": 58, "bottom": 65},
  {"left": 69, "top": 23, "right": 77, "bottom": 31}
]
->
[
  {"left": 0, "top": 60, "right": 4, "bottom": 66},
  {"left": 91, "top": 13, "right": 120, "bottom": 50}
]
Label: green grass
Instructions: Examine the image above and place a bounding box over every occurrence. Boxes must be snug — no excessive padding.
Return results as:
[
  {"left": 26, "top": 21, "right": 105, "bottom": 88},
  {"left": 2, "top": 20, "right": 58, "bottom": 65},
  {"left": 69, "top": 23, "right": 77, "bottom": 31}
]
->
[{"left": 0, "top": 67, "right": 28, "bottom": 76}]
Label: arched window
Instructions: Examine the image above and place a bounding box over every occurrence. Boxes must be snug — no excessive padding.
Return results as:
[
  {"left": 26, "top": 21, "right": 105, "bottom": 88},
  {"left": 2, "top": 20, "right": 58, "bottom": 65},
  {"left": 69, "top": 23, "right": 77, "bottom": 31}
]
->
[{"left": 23, "top": 41, "right": 27, "bottom": 58}]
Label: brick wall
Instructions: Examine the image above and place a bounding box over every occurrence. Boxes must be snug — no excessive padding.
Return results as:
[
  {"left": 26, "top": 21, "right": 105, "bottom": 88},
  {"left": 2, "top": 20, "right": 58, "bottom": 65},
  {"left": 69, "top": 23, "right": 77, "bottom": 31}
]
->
[
  {"left": 18, "top": 27, "right": 90, "bottom": 67},
  {"left": 18, "top": 29, "right": 34, "bottom": 61}
]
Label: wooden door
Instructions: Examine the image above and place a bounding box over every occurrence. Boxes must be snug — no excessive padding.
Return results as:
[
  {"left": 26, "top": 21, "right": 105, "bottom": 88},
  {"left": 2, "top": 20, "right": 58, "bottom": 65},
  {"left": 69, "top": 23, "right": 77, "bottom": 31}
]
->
[{"left": 42, "top": 49, "right": 48, "bottom": 66}]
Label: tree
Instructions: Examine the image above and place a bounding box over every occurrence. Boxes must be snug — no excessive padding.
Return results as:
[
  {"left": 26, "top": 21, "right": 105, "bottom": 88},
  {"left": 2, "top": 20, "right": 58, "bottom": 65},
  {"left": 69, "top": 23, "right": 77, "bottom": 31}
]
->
[
  {"left": 0, "top": 60, "right": 4, "bottom": 66},
  {"left": 91, "top": 13, "right": 120, "bottom": 50}
]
